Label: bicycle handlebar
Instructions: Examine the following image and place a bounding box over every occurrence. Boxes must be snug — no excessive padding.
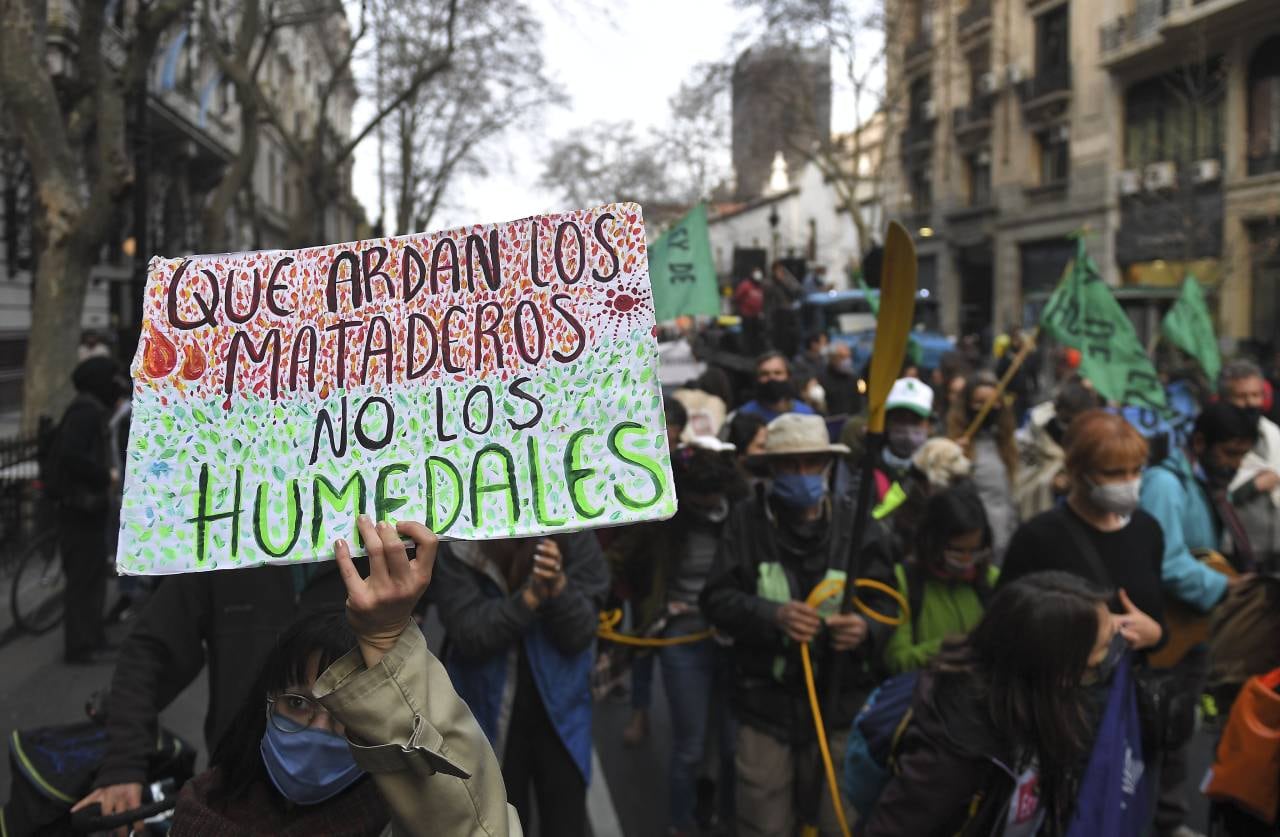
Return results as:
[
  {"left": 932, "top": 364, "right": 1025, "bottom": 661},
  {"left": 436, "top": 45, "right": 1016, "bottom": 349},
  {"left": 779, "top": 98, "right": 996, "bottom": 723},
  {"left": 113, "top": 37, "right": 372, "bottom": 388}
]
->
[{"left": 70, "top": 797, "right": 176, "bottom": 832}]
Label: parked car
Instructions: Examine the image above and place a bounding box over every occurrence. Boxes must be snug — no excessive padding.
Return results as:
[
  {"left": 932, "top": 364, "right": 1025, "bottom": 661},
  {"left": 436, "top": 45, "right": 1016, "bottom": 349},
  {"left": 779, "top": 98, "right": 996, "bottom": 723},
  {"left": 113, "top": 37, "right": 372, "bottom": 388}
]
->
[{"left": 796, "top": 289, "right": 955, "bottom": 372}]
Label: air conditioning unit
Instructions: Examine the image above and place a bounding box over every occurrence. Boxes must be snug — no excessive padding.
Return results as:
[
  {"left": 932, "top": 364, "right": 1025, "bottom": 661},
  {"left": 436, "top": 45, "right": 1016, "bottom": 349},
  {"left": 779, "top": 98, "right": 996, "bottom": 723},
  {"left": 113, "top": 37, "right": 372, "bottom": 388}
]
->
[
  {"left": 977, "top": 71, "right": 999, "bottom": 95},
  {"left": 1144, "top": 161, "right": 1178, "bottom": 191},
  {"left": 1193, "top": 158, "right": 1221, "bottom": 183},
  {"left": 922, "top": 99, "right": 938, "bottom": 120},
  {"left": 1117, "top": 169, "right": 1142, "bottom": 196}
]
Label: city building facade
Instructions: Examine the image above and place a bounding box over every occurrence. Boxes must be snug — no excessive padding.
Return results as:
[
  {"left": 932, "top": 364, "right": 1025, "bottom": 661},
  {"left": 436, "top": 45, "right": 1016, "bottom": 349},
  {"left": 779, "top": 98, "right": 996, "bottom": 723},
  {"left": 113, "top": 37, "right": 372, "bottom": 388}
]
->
[
  {"left": 883, "top": 0, "right": 1280, "bottom": 345},
  {"left": 0, "top": 0, "right": 362, "bottom": 408}
]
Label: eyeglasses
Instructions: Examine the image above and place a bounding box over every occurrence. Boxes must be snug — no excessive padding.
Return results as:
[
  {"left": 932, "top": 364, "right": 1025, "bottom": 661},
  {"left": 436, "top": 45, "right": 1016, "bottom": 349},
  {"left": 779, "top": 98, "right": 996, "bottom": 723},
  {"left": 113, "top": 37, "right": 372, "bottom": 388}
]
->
[{"left": 266, "top": 692, "right": 332, "bottom": 734}]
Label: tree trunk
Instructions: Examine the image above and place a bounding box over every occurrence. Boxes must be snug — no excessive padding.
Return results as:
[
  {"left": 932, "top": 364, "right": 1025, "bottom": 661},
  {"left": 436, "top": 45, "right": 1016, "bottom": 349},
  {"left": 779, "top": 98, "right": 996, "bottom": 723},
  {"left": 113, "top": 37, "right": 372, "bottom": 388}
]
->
[
  {"left": 201, "top": 95, "right": 259, "bottom": 251},
  {"left": 22, "top": 232, "right": 95, "bottom": 430}
]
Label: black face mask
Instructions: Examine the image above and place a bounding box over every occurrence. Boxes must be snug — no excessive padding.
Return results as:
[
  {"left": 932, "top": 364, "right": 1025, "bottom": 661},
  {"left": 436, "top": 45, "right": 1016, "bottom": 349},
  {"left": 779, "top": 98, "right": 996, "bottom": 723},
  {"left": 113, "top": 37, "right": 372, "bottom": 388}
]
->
[
  {"left": 1201, "top": 458, "right": 1238, "bottom": 490},
  {"left": 757, "top": 379, "right": 794, "bottom": 403}
]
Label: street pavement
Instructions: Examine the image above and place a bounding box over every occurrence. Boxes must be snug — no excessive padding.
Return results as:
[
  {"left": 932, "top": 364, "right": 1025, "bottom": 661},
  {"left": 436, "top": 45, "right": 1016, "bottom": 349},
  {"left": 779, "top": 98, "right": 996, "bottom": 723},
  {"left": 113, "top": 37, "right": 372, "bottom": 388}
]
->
[{"left": 0, "top": 586, "right": 1215, "bottom": 837}]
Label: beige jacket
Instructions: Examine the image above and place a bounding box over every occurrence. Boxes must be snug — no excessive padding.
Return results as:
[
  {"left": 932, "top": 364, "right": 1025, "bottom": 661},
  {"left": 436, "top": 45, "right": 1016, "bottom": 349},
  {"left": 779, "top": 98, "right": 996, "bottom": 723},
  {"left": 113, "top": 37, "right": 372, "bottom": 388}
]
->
[{"left": 313, "top": 626, "right": 523, "bottom": 837}]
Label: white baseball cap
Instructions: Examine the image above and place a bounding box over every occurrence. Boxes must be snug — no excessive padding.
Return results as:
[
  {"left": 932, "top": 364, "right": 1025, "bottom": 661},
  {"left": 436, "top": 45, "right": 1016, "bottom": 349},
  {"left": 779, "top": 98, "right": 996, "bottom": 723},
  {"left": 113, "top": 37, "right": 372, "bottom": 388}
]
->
[{"left": 886, "top": 377, "right": 934, "bottom": 418}]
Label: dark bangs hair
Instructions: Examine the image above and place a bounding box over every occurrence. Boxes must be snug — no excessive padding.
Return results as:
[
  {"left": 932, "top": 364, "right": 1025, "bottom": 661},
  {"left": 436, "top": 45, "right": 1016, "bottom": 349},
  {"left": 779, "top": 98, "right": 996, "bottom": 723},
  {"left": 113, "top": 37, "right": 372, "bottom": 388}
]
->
[
  {"left": 208, "top": 606, "right": 356, "bottom": 805},
  {"left": 905, "top": 481, "right": 993, "bottom": 632},
  {"left": 936, "top": 571, "right": 1108, "bottom": 835}
]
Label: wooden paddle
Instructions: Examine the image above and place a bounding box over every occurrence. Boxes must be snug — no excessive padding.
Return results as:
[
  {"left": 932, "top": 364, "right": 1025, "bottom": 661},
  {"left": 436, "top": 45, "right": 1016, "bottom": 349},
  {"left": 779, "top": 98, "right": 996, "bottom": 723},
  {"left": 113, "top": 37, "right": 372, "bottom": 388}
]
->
[
  {"left": 864, "top": 222, "right": 920, "bottom": 436},
  {"left": 809, "top": 222, "right": 917, "bottom": 826}
]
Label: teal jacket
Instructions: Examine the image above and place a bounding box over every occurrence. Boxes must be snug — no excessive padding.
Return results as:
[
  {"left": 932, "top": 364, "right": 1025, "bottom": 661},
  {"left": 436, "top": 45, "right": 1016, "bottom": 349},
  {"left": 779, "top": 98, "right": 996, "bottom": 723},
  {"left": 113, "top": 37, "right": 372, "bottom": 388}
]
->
[{"left": 1139, "top": 451, "right": 1229, "bottom": 612}]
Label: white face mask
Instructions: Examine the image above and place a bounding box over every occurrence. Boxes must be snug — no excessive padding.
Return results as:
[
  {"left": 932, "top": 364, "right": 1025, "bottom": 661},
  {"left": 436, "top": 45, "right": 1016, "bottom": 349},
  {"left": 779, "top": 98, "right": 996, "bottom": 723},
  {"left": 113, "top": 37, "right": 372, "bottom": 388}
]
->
[
  {"left": 1088, "top": 477, "right": 1142, "bottom": 516},
  {"left": 806, "top": 383, "right": 826, "bottom": 406}
]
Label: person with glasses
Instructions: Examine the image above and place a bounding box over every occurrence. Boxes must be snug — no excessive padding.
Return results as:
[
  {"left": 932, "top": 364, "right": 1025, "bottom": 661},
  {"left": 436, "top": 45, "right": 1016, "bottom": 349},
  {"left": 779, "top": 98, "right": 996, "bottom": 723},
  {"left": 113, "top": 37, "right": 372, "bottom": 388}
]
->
[
  {"left": 170, "top": 515, "right": 521, "bottom": 837},
  {"left": 882, "top": 481, "right": 1000, "bottom": 674}
]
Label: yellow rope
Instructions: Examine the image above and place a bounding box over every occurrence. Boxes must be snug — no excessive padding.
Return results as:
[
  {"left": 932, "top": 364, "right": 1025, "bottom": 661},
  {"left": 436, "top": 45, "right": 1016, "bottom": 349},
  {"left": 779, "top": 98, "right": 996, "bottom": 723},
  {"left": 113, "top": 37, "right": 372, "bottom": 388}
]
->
[
  {"left": 596, "top": 609, "right": 714, "bottom": 647},
  {"left": 594, "top": 576, "right": 909, "bottom": 837},
  {"left": 800, "top": 578, "right": 910, "bottom": 837}
]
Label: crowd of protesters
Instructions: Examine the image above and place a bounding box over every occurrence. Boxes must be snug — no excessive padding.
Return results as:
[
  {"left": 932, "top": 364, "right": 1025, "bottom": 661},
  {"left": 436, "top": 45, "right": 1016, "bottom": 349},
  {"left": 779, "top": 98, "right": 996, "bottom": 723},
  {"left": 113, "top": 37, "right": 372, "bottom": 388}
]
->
[{"left": 22, "top": 302, "right": 1280, "bottom": 837}]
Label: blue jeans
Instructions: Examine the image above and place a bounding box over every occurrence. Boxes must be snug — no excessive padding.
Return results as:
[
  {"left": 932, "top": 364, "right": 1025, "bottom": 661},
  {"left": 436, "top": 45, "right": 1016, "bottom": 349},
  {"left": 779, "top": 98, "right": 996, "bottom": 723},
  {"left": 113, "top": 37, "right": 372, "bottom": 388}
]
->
[{"left": 660, "top": 632, "right": 717, "bottom": 829}]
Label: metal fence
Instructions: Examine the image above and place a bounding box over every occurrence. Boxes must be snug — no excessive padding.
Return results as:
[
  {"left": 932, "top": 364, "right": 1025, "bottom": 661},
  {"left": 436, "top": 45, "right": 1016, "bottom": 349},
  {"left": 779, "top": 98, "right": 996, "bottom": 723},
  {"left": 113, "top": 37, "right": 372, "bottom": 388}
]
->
[{"left": 0, "top": 429, "right": 43, "bottom": 573}]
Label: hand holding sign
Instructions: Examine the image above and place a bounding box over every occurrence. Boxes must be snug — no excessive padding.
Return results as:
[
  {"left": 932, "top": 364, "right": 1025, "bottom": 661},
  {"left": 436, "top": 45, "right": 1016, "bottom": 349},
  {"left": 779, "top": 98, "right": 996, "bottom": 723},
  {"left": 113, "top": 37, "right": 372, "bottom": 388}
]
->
[{"left": 335, "top": 515, "right": 437, "bottom": 669}]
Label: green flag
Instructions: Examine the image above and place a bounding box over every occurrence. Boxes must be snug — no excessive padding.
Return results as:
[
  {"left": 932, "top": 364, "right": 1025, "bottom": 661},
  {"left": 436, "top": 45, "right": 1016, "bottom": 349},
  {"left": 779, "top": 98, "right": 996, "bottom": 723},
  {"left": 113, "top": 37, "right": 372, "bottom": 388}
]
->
[
  {"left": 1040, "top": 238, "right": 1167, "bottom": 411},
  {"left": 855, "top": 272, "right": 880, "bottom": 317},
  {"left": 648, "top": 204, "right": 720, "bottom": 322},
  {"left": 1161, "top": 274, "right": 1220, "bottom": 383}
]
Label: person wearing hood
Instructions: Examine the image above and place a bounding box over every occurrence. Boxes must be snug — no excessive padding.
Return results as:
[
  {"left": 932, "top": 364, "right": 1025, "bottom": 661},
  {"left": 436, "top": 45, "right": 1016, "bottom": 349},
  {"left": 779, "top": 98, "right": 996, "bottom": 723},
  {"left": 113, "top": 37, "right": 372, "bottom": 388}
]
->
[
  {"left": 1139, "top": 401, "right": 1258, "bottom": 837},
  {"left": 430, "top": 532, "right": 608, "bottom": 837},
  {"left": 864, "top": 571, "right": 1126, "bottom": 837},
  {"left": 736, "top": 352, "right": 816, "bottom": 424},
  {"left": 700, "top": 413, "right": 896, "bottom": 837},
  {"left": 49, "top": 355, "right": 121, "bottom": 664}
]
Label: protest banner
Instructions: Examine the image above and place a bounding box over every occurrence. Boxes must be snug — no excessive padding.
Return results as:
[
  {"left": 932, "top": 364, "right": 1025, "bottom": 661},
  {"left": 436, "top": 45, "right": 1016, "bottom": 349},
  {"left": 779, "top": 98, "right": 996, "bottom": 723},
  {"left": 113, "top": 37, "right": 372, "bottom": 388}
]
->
[
  {"left": 117, "top": 203, "right": 676, "bottom": 574},
  {"left": 647, "top": 203, "right": 720, "bottom": 323},
  {"left": 1161, "top": 274, "right": 1221, "bottom": 382},
  {"left": 1040, "top": 237, "right": 1168, "bottom": 412}
]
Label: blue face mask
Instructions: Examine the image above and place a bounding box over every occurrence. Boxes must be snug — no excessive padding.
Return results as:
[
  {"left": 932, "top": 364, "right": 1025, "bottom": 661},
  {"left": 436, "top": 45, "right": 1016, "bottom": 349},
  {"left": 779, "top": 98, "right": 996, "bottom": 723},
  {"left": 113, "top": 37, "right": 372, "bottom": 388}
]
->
[
  {"left": 260, "top": 719, "right": 364, "bottom": 805},
  {"left": 771, "top": 472, "right": 828, "bottom": 509}
]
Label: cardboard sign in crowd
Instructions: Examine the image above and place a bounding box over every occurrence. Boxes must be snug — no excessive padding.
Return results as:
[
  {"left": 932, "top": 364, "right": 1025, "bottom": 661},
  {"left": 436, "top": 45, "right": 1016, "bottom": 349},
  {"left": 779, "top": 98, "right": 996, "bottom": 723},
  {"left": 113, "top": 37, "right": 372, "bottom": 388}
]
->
[{"left": 117, "top": 203, "right": 676, "bottom": 574}]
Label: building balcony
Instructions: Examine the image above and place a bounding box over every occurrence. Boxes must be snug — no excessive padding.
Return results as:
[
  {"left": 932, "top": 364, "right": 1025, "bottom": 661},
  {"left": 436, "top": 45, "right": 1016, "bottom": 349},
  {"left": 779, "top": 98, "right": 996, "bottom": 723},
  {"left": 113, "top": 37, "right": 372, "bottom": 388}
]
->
[
  {"left": 1248, "top": 150, "right": 1280, "bottom": 178},
  {"left": 957, "top": 0, "right": 992, "bottom": 38},
  {"left": 953, "top": 98, "right": 994, "bottom": 145},
  {"left": 901, "top": 119, "right": 937, "bottom": 151},
  {"left": 1099, "top": 0, "right": 1170, "bottom": 57},
  {"left": 1017, "top": 63, "right": 1072, "bottom": 126},
  {"left": 904, "top": 33, "right": 933, "bottom": 67}
]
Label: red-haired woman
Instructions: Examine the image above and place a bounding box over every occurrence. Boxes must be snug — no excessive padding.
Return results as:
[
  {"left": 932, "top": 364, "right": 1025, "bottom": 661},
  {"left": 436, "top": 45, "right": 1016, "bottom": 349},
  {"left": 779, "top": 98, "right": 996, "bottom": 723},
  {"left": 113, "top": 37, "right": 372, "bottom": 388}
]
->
[{"left": 999, "top": 409, "right": 1165, "bottom": 654}]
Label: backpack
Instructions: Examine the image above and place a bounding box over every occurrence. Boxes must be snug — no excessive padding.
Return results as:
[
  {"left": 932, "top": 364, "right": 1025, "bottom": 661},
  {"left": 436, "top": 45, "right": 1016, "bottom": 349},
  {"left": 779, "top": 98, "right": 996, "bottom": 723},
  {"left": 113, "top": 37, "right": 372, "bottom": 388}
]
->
[{"left": 841, "top": 670, "right": 919, "bottom": 817}]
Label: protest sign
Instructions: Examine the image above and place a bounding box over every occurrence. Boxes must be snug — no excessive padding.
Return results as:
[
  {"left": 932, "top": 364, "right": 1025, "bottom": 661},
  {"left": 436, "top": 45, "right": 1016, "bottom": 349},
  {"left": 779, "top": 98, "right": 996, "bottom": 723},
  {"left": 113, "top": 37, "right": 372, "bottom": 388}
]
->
[{"left": 118, "top": 203, "right": 676, "bottom": 574}]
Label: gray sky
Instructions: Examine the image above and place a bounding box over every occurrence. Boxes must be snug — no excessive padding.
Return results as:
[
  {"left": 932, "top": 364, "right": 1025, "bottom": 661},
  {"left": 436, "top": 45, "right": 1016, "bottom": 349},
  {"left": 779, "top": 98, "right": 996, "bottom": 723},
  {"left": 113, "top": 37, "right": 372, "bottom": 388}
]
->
[
  {"left": 351, "top": 0, "right": 745, "bottom": 231},
  {"left": 350, "top": 0, "right": 874, "bottom": 232}
]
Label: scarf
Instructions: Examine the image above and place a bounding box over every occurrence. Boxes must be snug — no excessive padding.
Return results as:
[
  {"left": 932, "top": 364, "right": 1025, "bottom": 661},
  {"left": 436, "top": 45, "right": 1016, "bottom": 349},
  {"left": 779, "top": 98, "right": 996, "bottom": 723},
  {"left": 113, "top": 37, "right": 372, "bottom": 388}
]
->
[{"left": 170, "top": 768, "right": 387, "bottom": 837}]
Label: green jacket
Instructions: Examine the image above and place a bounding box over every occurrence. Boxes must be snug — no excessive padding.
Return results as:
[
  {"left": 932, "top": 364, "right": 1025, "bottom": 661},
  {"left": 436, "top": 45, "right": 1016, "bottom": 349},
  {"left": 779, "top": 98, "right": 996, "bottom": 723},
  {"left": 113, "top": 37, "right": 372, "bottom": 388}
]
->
[
  {"left": 313, "top": 626, "right": 523, "bottom": 837},
  {"left": 882, "top": 564, "right": 999, "bottom": 675}
]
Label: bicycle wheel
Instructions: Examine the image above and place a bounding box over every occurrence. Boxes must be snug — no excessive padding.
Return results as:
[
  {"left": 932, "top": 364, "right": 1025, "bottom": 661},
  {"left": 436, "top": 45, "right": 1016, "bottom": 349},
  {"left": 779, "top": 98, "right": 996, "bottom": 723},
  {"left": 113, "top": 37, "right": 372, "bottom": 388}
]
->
[{"left": 10, "top": 532, "right": 65, "bottom": 634}]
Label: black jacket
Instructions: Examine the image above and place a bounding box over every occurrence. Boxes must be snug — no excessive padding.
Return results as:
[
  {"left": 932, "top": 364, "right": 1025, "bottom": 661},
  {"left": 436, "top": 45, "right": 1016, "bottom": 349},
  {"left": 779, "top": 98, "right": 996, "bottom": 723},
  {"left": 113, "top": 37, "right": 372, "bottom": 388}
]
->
[
  {"left": 431, "top": 531, "right": 609, "bottom": 660},
  {"left": 51, "top": 393, "right": 112, "bottom": 506},
  {"left": 865, "top": 668, "right": 1022, "bottom": 837},
  {"left": 95, "top": 564, "right": 351, "bottom": 788},
  {"left": 699, "top": 489, "right": 896, "bottom": 744}
]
